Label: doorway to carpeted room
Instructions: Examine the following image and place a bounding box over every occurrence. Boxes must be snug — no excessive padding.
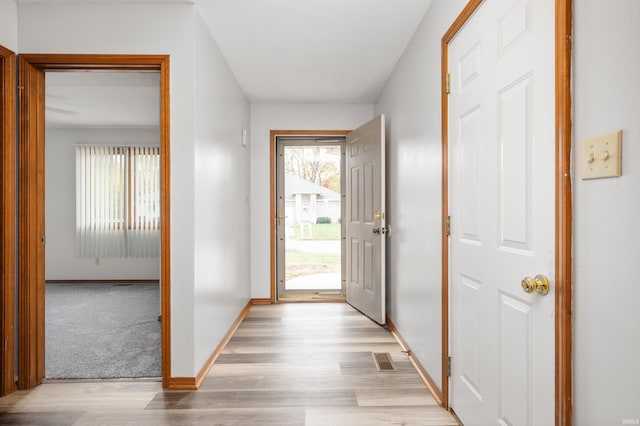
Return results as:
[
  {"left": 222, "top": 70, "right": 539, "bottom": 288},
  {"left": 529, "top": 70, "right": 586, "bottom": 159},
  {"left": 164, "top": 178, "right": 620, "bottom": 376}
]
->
[{"left": 45, "top": 282, "right": 161, "bottom": 380}]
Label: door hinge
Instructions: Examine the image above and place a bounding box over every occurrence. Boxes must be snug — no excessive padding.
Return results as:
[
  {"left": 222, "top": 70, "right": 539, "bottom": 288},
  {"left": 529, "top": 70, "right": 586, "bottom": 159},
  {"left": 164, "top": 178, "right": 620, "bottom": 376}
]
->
[
  {"left": 445, "top": 73, "right": 451, "bottom": 95},
  {"left": 446, "top": 216, "right": 451, "bottom": 236},
  {"left": 446, "top": 356, "right": 452, "bottom": 377}
]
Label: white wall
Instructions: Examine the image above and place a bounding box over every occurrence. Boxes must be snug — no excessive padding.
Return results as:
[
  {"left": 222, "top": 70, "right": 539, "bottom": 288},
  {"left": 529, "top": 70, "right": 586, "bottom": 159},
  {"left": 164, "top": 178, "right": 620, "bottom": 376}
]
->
[
  {"left": 0, "top": 0, "right": 18, "bottom": 51},
  {"left": 249, "top": 104, "right": 374, "bottom": 298},
  {"left": 192, "top": 11, "right": 251, "bottom": 372},
  {"left": 574, "top": 1, "right": 640, "bottom": 423},
  {"left": 18, "top": 2, "right": 196, "bottom": 377},
  {"left": 45, "top": 127, "right": 161, "bottom": 281},
  {"left": 374, "top": 0, "right": 467, "bottom": 391},
  {"left": 18, "top": 3, "right": 251, "bottom": 378},
  {"left": 376, "top": 0, "right": 640, "bottom": 419}
]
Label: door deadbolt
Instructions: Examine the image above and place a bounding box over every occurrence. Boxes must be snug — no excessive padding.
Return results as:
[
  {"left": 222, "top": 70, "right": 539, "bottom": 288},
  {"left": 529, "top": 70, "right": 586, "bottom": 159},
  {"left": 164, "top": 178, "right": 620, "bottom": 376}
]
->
[{"left": 372, "top": 226, "right": 389, "bottom": 235}]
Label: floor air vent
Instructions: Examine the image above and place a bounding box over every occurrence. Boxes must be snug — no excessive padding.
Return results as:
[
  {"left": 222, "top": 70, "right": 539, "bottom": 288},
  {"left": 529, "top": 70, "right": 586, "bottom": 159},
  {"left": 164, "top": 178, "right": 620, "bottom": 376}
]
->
[{"left": 372, "top": 352, "right": 397, "bottom": 372}]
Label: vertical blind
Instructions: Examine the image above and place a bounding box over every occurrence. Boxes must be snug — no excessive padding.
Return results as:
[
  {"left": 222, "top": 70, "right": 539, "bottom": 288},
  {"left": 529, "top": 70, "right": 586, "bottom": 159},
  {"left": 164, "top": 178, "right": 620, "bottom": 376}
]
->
[{"left": 76, "top": 145, "right": 160, "bottom": 258}]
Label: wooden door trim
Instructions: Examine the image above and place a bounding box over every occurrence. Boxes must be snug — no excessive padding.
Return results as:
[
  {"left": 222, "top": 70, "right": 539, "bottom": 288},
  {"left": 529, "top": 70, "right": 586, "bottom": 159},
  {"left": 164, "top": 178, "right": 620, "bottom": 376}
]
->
[
  {"left": 0, "top": 45, "right": 16, "bottom": 396},
  {"left": 440, "top": 1, "right": 573, "bottom": 424},
  {"left": 17, "top": 54, "right": 172, "bottom": 389},
  {"left": 18, "top": 56, "right": 46, "bottom": 388},
  {"left": 555, "top": 1, "right": 573, "bottom": 423},
  {"left": 269, "top": 130, "right": 350, "bottom": 304}
]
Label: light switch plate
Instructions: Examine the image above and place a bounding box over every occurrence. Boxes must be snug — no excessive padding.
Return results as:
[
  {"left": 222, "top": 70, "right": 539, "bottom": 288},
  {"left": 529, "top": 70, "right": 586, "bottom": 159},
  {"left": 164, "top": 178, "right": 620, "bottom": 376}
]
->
[{"left": 582, "top": 130, "right": 622, "bottom": 180}]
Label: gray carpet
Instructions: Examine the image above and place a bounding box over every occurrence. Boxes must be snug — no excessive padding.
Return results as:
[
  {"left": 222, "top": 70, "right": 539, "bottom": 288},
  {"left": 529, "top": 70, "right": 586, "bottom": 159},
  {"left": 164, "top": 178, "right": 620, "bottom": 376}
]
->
[{"left": 45, "top": 283, "right": 161, "bottom": 379}]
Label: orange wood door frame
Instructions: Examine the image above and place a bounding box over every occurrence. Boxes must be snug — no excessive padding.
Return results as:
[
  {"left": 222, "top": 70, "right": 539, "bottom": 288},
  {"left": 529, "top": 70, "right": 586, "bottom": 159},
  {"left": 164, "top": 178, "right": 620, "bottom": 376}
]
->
[
  {"left": 0, "top": 44, "right": 16, "bottom": 397},
  {"left": 440, "top": 1, "right": 573, "bottom": 424},
  {"left": 17, "top": 54, "right": 172, "bottom": 389},
  {"left": 269, "top": 130, "right": 350, "bottom": 303},
  {"left": 17, "top": 53, "right": 46, "bottom": 390}
]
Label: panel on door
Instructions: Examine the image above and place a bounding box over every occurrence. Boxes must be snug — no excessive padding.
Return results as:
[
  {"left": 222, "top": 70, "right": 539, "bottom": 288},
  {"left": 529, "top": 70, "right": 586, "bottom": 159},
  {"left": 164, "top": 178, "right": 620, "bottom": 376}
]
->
[
  {"left": 345, "top": 115, "right": 385, "bottom": 325},
  {"left": 447, "top": 0, "right": 555, "bottom": 424}
]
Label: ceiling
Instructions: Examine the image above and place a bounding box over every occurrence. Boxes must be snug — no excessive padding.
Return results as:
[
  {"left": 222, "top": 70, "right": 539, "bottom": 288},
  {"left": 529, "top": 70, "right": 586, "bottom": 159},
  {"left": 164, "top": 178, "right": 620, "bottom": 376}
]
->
[
  {"left": 194, "top": 0, "right": 432, "bottom": 103},
  {"left": 46, "top": 71, "right": 160, "bottom": 128},
  {"left": 35, "top": 0, "right": 433, "bottom": 127}
]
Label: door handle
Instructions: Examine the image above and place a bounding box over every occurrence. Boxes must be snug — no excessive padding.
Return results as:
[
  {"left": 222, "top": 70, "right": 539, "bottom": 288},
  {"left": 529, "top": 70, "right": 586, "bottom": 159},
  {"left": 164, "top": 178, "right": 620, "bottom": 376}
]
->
[
  {"left": 521, "top": 274, "right": 550, "bottom": 295},
  {"left": 276, "top": 213, "right": 287, "bottom": 226},
  {"left": 372, "top": 226, "right": 389, "bottom": 235}
]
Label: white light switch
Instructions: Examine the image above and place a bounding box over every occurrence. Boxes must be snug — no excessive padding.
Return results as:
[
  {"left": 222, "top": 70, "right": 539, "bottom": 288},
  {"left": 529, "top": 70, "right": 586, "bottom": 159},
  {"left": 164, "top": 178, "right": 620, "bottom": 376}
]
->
[{"left": 582, "top": 130, "right": 622, "bottom": 180}]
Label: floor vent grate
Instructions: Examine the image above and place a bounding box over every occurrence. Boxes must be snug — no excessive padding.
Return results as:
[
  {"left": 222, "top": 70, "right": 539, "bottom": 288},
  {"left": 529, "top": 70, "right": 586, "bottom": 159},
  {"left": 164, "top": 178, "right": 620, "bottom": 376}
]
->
[{"left": 372, "top": 352, "right": 397, "bottom": 372}]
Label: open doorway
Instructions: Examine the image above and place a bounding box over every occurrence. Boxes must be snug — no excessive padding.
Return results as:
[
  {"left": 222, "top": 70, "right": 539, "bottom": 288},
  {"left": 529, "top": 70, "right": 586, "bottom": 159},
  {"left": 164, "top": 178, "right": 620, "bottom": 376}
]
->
[
  {"left": 44, "top": 70, "right": 161, "bottom": 380},
  {"left": 269, "top": 116, "right": 386, "bottom": 323},
  {"left": 17, "top": 54, "right": 171, "bottom": 390},
  {"left": 275, "top": 137, "right": 346, "bottom": 301}
]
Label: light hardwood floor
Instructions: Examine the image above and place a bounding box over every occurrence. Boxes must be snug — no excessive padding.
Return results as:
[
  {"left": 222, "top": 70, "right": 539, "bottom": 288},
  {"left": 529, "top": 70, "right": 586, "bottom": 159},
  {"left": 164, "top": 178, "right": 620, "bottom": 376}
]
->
[{"left": 0, "top": 302, "right": 458, "bottom": 425}]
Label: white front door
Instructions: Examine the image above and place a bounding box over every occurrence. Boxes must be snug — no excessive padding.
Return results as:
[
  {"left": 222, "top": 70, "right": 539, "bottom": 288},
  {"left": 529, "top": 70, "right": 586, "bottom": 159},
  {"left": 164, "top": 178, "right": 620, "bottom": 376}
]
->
[
  {"left": 345, "top": 114, "right": 386, "bottom": 325},
  {"left": 448, "top": 0, "right": 555, "bottom": 424}
]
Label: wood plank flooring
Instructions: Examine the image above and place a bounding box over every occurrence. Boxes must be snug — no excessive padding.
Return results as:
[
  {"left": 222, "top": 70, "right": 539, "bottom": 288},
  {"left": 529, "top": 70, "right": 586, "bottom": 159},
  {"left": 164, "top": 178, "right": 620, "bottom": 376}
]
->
[{"left": 0, "top": 302, "right": 458, "bottom": 425}]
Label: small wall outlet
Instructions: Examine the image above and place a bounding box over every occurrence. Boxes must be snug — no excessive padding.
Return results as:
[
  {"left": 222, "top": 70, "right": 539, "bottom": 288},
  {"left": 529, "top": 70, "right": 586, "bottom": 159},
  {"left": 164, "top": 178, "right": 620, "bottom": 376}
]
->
[{"left": 582, "top": 130, "right": 622, "bottom": 180}]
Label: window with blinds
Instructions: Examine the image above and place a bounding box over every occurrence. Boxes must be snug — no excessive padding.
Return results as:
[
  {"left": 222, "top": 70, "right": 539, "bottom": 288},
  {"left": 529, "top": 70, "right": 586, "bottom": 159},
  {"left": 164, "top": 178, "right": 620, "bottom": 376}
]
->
[{"left": 75, "top": 145, "right": 160, "bottom": 258}]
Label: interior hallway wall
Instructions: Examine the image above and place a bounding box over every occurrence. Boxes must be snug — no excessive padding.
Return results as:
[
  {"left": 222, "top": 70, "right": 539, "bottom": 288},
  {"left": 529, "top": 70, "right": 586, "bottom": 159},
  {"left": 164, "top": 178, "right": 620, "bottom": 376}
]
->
[
  {"left": 18, "top": 3, "right": 251, "bottom": 378},
  {"left": 573, "top": 0, "right": 640, "bottom": 423},
  {"left": 192, "top": 11, "right": 251, "bottom": 372},
  {"left": 374, "top": 0, "right": 468, "bottom": 391},
  {"left": 45, "top": 127, "right": 161, "bottom": 281},
  {"left": 249, "top": 104, "right": 374, "bottom": 298},
  {"left": 0, "top": 0, "right": 18, "bottom": 51}
]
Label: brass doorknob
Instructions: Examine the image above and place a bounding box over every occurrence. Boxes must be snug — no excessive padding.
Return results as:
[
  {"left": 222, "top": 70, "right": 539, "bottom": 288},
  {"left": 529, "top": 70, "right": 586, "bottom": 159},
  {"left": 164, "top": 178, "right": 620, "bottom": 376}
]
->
[{"left": 521, "top": 275, "right": 550, "bottom": 295}]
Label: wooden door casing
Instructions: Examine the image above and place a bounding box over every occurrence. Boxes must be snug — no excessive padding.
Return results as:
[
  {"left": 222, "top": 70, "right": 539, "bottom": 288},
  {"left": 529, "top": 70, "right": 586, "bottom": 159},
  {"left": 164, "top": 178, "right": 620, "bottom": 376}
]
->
[
  {"left": 0, "top": 44, "right": 16, "bottom": 397},
  {"left": 441, "top": 0, "right": 574, "bottom": 424},
  {"left": 17, "top": 54, "right": 172, "bottom": 390}
]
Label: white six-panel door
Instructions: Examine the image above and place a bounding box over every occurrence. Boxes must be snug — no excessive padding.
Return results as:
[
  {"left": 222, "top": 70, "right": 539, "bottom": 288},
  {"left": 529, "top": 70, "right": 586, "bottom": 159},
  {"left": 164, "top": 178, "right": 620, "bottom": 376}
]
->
[
  {"left": 448, "top": 0, "right": 555, "bottom": 424},
  {"left": 346, "top": 115, "right": 386, "bottom": 325}
]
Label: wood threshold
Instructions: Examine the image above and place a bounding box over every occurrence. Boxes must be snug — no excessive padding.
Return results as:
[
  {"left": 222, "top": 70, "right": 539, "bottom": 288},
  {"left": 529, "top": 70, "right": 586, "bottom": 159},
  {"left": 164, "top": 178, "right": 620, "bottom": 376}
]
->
[
  {"left": 386, "top": 316, "right": 443, "bottom": 406},
  {"left": 441, "top": 1, "right": 573, "bottom": 423},
  {"left": 0, "top": 44, "right": 16, "bottom": 397},
  {"left": 276, "top": 299, "right": 345, "bottom": 304},
  {"left": 269, "top": 130, "right": 351, "bottom": 305},
  {"left": 17, "top": 54, "right": 172, "bottom": 392}
]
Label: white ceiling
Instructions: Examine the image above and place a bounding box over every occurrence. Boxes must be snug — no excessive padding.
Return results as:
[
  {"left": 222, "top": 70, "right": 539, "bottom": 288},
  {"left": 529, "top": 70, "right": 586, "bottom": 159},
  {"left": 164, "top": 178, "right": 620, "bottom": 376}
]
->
[
  {"left": 45, "top": 71, "right": 160, "bottom": 128},
  {"left": 36, "top": 0, "right": 432, "bottom": 127},
  {"left": 194, "top": 0, "right": 433, "bottom": 103}
]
